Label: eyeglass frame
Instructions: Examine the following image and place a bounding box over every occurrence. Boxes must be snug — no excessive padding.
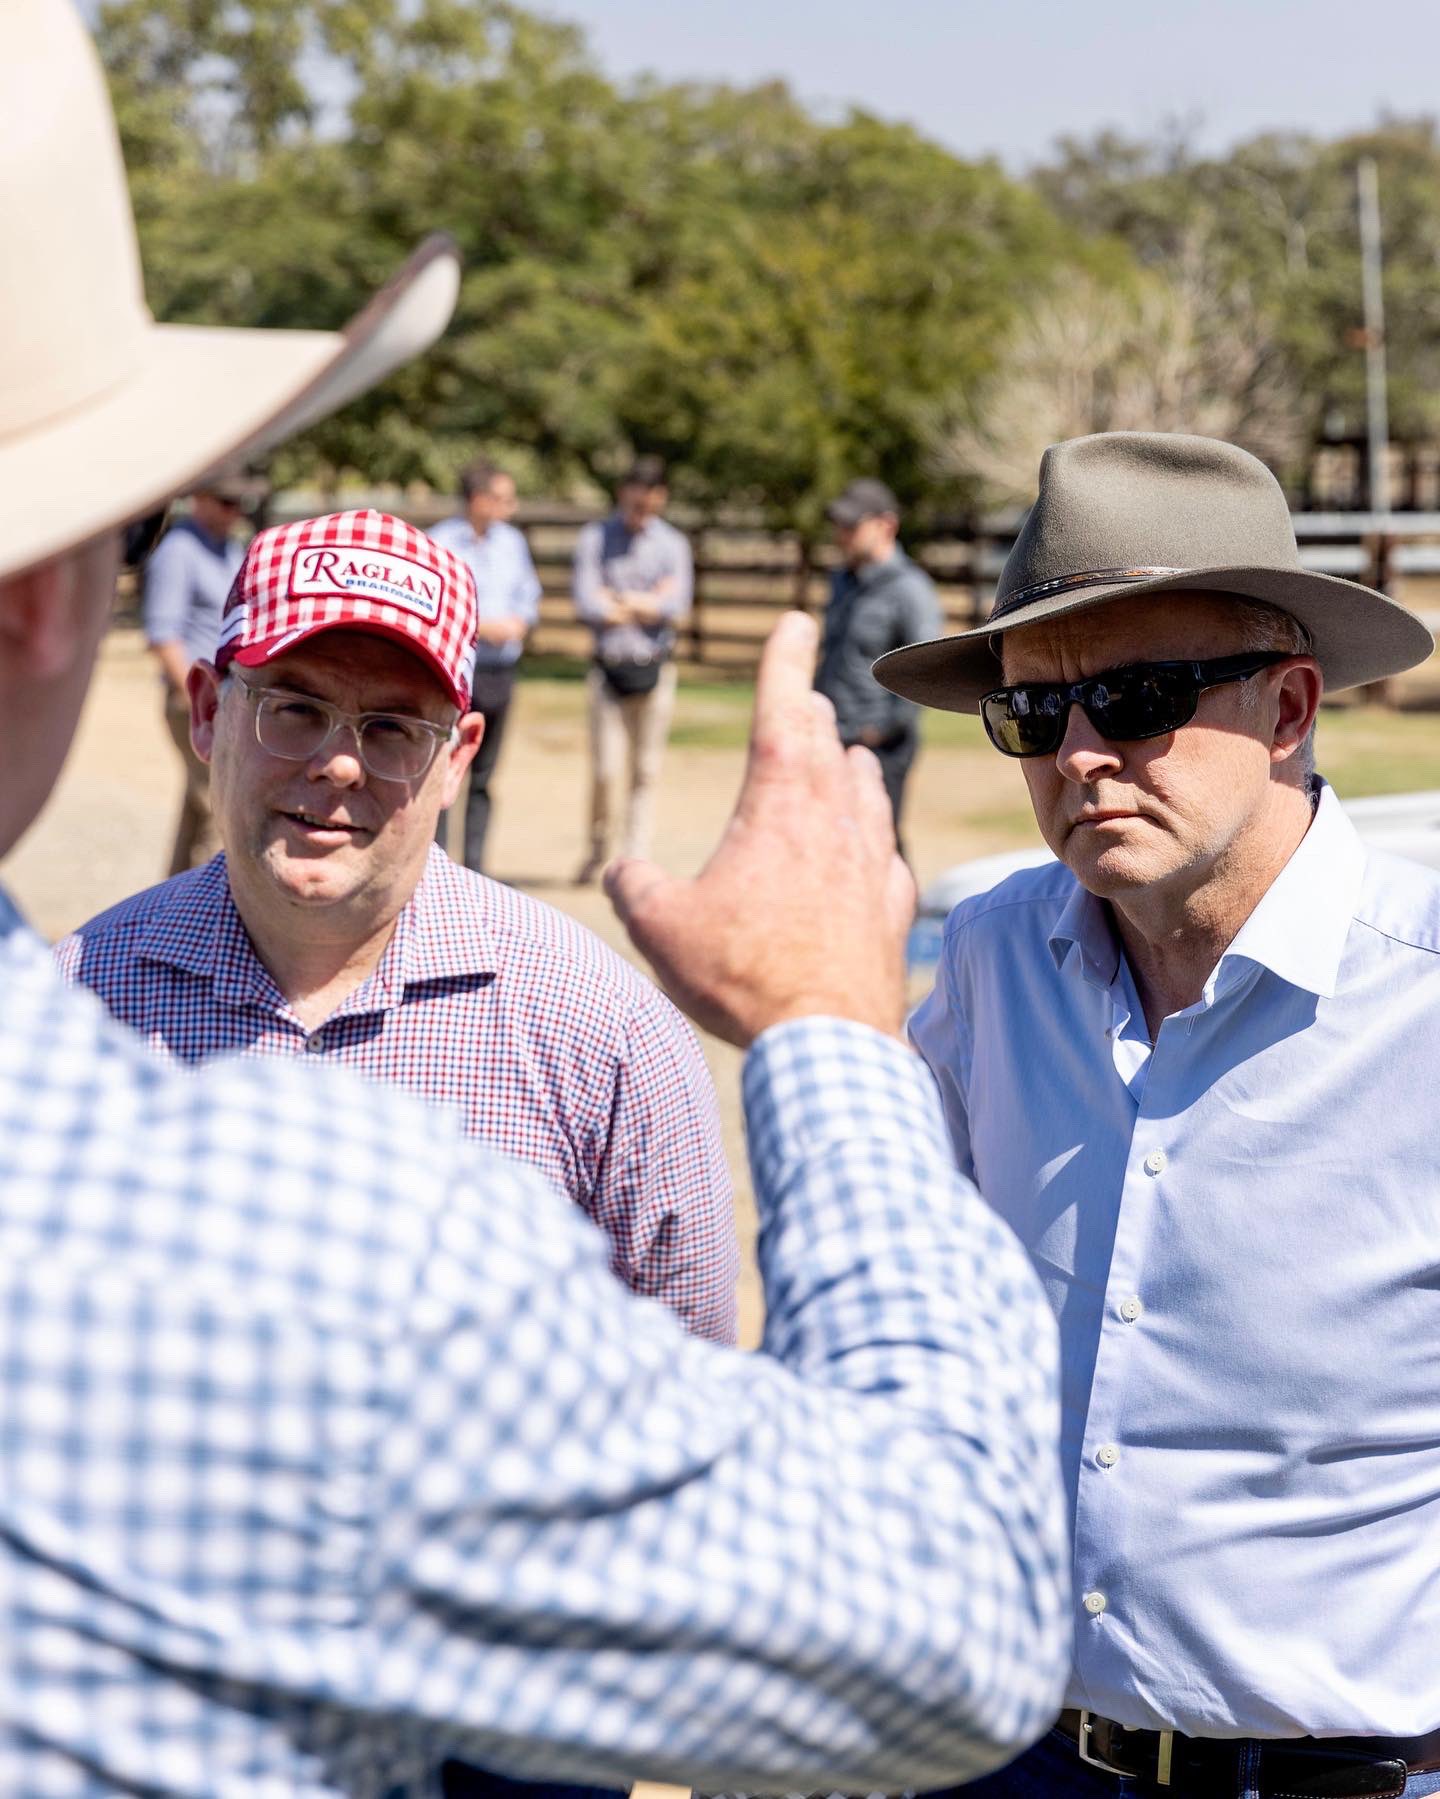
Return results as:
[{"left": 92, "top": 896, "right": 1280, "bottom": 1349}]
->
[
  {"left": 979, "top": 651, "right": 1294, "bottom": 760},
  {"left": 229, "top": 674, "right": 460, "bottom": 783}
]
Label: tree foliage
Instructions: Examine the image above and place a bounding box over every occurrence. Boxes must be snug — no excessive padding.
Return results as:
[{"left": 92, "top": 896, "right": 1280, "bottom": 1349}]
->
[{"left": 93, "top": 2, "right": 1440, "bottom": 519}]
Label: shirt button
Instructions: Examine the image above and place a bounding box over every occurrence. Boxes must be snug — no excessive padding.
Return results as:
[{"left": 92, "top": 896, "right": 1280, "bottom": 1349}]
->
[
  {"left": 1143, "top": 1149, "right": 1167, "bottom": 1176},
  {"left": 1120, "top": 1296, "right": 1144, "bottom": 1323},
  {"left": 305, "top": 1034, "right": 326, "bottom": 1054},
  {"left": 1082, "top": 1590, "right": 1108, "bottom": 1615},
  {"left": 1096, "top": 1443, "right": 1120, "bottom": 1468}
]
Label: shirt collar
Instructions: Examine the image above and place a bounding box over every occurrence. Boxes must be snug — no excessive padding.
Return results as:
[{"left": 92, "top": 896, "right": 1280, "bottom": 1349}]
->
[
  {"left": 392, "top": 845, "right": 498, "bottom": 988},
  {"left": 136, "top": 847, "right": 498, "bottom": 1018},
  {"left": 136, "top": 859, "right": 283, "bottom": 1010},
  {"left": 1046, "top": 778, "right": 1364, "bottom": 1004},
  {"left": 1211, "top": 779, "right": 1363, "bottom": 1001},
  {"left": 1048, "top": 879, "right": 1120, "bottom": 988}
]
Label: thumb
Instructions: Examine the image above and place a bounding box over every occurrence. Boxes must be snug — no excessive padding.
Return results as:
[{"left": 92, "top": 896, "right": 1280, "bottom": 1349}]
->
[{"left": 605, "top": 855, "right": 678, "bottom": 947}]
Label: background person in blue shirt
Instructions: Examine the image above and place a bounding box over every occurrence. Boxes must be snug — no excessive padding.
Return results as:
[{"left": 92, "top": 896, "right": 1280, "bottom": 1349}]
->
[
  {"left": 572, "top": 455, "right": 692, "bottom": 882},
  {"left": 877, "top": 431, "right": 1440, "bottom": 1799},
  {"left": 141, "top": 478, "right": 248, "bottom": 873},
  {"left": 429, "top": 458, "right": 541, "bottom": 873}
]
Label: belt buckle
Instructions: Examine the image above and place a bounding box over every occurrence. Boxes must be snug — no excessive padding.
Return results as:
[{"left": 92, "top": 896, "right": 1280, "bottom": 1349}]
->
[{"left": 1076, "top": 1711, "right": 1174, "bottom": 1785}]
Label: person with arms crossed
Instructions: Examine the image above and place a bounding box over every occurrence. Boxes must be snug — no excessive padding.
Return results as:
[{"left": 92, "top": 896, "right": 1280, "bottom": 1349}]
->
[
  {"left": 428, "top": 458, "right": 541, "bottom": 873},
  {"left": 816, "top": 478, "right": 943, "bottom": 850},
  {"left": 142, "top": 476, "right": 248, "bottom": 873},
  {"left": 876, "top": 429, "right": 1440, "bottom": 1799},
  {"left": 572, "top": 455, "right": 691, "bottom": 882},
  {"left": 0, "top": 7, "right": 1074, "bottom": 1793}
]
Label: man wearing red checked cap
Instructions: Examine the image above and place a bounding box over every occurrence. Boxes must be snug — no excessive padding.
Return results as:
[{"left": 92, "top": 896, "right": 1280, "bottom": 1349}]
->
[{"left": 59, "top": 508, "right": 739, "bottom": 1347}]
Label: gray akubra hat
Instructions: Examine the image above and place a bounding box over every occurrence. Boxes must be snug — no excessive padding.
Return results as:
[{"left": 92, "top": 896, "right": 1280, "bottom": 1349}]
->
[{"left": 873, "top": 431, "right": 1435, "bottom": 711}]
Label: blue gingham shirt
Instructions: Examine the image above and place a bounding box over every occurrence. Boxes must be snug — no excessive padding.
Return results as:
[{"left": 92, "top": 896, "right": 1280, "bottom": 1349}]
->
[
  {"left": 912, "top": 781, "right": 1440, "bottom": 1739},
  {"left": 426, "top": 517, "right": 541, "bottom": 672},
  {"left": 0, "top": 885, "right": 1069, "bottom": 1795}
]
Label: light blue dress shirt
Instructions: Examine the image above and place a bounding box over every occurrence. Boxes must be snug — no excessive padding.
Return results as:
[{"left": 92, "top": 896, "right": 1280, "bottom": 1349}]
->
[
  {"left": 0, "top": 882, "right": 1068, "bottom": 1795},
  {"left": 428, "top": 515, "right": 541, "bottom": 670},
  {"left": 912, "top": 782, "right": 1440, "bottom": 1741},
  {"left": 572, "top": 513, "right": 693, "bottom": 665},
  {"left": 141, "top": 515, "right": 245, "bottom": 666}
]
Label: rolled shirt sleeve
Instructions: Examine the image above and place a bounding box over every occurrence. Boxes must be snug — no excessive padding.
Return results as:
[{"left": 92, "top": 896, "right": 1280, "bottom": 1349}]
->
[
  {"left": 572, "top": 519, "right": 609, "bottom": 626},
  {"left": 141, "top": 528, "right": 197, "bottom": 650}
]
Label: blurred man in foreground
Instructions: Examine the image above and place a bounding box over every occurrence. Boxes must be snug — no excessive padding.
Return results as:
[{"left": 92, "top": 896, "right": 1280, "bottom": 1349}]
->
[
  {"left": 61, "top": 508, "right": 739, "bottom": 1344},
  {"left": 142, "top": 477, "right": 249, "bottom": 872},
  {"left": 428, "top": 458, "right": 541, "bottom": 872},
  {"left": 878, "top": 431, "right": 1440, "bottom": 1799},
  {"left": 0, "top": 3, "right": 1069, "bottom": 1791},
  {"left": 816, "top": 478, "right": 942, "bottom": 850},
  {"left": 572, "top": 455, "right": 691, "bottom": 881}
]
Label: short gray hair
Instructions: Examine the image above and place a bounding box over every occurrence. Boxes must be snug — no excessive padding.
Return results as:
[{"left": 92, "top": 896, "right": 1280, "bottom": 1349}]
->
[{"left": 1227, "top": 597, "right": 1316, "bottom": 781}]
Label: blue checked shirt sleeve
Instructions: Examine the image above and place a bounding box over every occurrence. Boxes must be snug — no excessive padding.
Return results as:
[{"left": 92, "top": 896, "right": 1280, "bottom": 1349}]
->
[{"left": 373, "top": 1018, "right": 1069, "bottom": 1794}]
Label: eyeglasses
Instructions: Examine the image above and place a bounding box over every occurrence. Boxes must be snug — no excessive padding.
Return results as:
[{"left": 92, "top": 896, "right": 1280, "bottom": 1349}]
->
[
  {"left": 121, "top": 506, "right": 172, "bottom": 572},
  {"left": 980, "top": 652, "right": 1291, "bottom": 759},
  {"left": 235, "top": 679, "right": 457, "bottom": 782}
]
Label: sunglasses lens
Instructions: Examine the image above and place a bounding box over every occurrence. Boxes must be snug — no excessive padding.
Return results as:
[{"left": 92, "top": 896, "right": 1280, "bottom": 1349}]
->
[
  {"left": 981, "top": 688, "right": 1066, "bottom": 758},
  {"left": 1086, "top": 666, "right": 1194, "bottom": 740}
]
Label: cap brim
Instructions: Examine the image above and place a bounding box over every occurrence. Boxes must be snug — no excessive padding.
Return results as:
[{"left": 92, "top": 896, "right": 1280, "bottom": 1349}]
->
[
  {"left": 2, "top": 235, "right": 461, "bottom": 580},
  {"left": 873, "top": 564, "right": 1436, "bottom": 710},
  {"left": 228, "top": 618, "right": 471, "bottom": 714}
]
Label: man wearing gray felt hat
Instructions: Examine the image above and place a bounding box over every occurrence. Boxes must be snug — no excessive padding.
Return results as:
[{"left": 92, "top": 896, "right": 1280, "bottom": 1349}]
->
[{"left": 890, "top": 433, "right": 1440, "bottom": 1799}]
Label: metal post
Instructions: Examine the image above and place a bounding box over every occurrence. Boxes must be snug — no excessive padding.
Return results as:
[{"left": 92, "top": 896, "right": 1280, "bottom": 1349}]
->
[{"left": 1357, "top": 157, "right": 1390, "bottom": 520}]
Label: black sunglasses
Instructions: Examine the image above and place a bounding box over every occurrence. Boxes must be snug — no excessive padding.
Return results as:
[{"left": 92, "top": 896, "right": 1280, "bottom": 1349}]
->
[{"left": 980, "top": 652, "right": 1291, "bottom": 759}]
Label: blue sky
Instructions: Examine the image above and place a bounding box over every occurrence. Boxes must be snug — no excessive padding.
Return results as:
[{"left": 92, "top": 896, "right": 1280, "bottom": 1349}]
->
[{"left": 540, "top": 0, "right": 1440, "bottom": 166}]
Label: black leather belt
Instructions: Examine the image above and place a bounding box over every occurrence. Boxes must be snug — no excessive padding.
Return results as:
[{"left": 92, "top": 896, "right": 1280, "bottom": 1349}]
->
[{"left": 1057, "top": 1709, "right": 1440, "bottom": 1797}]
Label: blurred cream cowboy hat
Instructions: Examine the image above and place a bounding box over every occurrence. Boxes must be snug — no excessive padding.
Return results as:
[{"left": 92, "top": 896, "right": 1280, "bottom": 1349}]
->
[
  {"left": 1, "top": 0, "right": 462, "bottom": 580},
  {"left": 874, "top": 431, "right": 1434, "bottom": 707}
]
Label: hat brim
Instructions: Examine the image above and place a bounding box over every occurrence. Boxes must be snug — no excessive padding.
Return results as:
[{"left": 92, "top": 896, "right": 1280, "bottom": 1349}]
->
[
  {"left": 228, "top": 618, "right": 471, "bottom": 714},
  {"left": 2, "top": 235, "right": 460, "bottom": 581},
  {"left": 873, "top": 564, "right": 1436, "bottom": 710}
]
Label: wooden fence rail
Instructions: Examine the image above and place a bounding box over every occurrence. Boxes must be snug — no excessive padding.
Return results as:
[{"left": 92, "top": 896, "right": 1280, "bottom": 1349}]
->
[{"left": 255, "top": 496, "right": 1440, "bottom": 675}]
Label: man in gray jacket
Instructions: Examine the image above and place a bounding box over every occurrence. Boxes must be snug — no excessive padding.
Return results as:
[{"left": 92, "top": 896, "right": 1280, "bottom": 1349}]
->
[{"left": 816, "top": 479, "right": 943, "bottom": 846}]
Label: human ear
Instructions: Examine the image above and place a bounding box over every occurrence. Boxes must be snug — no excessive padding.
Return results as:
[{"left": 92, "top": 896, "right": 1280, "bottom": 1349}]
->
[
  {"left": 437, "top": 712, "right": 484, "bottom": 809},
  {"left": 1269, "top": 658, "right": 1322, "bottom": 764},
  {"left": 188, "top": 661, "right": 224, "bottom": 764}
]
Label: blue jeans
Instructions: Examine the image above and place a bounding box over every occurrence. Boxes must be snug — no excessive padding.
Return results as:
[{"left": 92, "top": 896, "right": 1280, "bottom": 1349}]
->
[{"left": 948, "top": 1725, "right": 1440, "bottom": 1797}]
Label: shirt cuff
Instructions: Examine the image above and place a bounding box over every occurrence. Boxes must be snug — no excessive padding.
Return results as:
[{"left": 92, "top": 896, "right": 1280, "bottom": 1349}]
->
[{"left": 742, "top": 1016, "right": 950, "bottom": 1199}]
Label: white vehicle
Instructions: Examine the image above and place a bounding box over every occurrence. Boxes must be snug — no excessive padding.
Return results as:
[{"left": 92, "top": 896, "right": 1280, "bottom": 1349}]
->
[{"left": 907, "top": 790, "right": 1440, "bottom": 979}]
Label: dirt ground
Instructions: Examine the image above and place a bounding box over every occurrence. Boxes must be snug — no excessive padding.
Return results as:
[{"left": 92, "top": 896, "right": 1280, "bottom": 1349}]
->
[{"left": 4, "top": 627, "right": 1041, "bottom": 1349}]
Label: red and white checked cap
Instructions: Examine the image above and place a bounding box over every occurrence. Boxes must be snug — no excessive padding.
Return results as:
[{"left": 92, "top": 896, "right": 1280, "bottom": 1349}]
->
[{"left": 216, "top": 510, "right": 478, "bottom": 710}]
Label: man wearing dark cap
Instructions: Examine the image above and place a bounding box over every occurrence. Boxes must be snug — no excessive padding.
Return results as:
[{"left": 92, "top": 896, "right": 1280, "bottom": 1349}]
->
[
  {"left": 817, "top": 478, "right": 942, "bottom": 844},
  {"left": 142, "top": 477, "right": 252, "bottom": 872},
  {"left": 876, "top": 431, "right": 1440, "bottom": 1799}
]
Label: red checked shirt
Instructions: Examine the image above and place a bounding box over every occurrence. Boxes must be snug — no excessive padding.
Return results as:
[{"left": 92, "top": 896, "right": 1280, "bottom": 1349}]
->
[{"left": 56, "top": 847, "right": 738, "bottom": 1343}]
